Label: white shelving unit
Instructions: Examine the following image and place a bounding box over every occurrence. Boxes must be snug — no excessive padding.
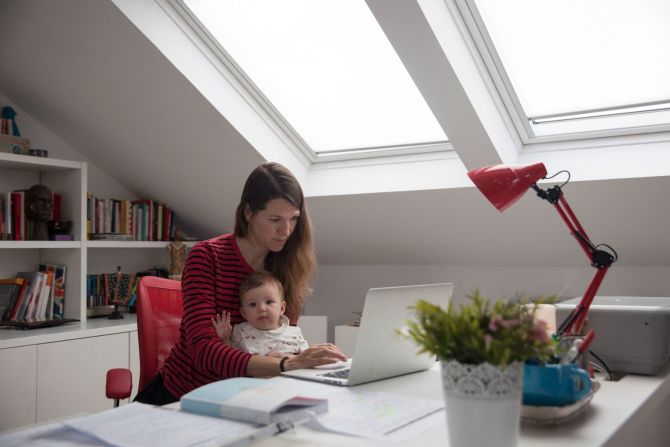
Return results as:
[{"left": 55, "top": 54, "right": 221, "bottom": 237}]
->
[{"left": 0, "top": 153, "right": 189, "bottom": 430}]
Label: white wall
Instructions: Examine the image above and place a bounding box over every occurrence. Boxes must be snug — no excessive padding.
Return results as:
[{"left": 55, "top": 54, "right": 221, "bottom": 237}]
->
[
  {"left": 0, "top": 92, "right": 135, "bottom": 200},
  {"left": 305, "top": 264, "right": 670, "bottom": 342}
]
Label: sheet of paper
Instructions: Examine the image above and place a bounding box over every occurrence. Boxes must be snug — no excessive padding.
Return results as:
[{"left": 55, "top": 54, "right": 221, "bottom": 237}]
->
[
  {"left": 63, "top": 402, "right": 255, "bottom": 447},
  {"left": 277, "top": 379, "right": 445, "bottom": 442},
  {"left": 314, "top": 389, "right": 444, "bottom": 441},
  {"left": 0, "top": 421, "right": 102, "bottom": 447}
]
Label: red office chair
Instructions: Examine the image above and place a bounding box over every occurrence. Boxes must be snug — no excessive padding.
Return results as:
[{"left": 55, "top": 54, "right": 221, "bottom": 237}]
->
[{"left": 106, "top": 276, "right": 183, "bottom": 406}]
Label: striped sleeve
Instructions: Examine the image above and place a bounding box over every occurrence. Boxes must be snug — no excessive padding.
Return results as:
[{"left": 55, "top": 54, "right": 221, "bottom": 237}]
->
[{"left": 180, "top": 242, "right": 252, "bottom": 379}]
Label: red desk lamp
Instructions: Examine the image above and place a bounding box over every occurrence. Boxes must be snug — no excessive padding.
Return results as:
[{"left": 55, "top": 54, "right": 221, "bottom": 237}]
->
[{"left": 467, "top": 163, "right": 617, "bottom": 336}]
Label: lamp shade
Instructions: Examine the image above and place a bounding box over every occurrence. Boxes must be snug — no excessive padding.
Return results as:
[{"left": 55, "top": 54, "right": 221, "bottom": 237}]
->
[{"left": 467, "top": 163, "right": 547, "bottom": 212}]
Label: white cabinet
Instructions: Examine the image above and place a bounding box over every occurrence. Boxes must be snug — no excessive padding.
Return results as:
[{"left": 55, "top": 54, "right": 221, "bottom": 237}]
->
[
  {"left": 36, "top": 332, "right": 129, "bottom": 421},
  {"left": 0, "top": 345, "right": 37, "bottom": 432},
  {"left": 0, "top": 319, "right": 138, "bottom": 431}
]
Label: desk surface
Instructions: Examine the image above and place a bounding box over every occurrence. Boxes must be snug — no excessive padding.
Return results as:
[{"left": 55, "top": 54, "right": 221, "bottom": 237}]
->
[
  {"left": 3, "top": 362, "right": 670, "bottom": 446},
  {"left": 263, "top": 362, "right": 670, "bottom": 447}
]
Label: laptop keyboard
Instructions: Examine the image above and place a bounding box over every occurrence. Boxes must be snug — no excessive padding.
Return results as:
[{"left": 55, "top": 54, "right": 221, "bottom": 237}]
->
[{"left": 319, "top": 368, "right": 350, "bottom": 379}]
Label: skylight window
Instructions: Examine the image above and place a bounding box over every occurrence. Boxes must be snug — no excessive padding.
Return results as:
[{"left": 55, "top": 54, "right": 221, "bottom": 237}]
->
[
  {"left": 459, "top": 0, "right": 670, "bottom": 141},
  {"left": 178, "top": 0, "right": 448, "bottom": 161}
]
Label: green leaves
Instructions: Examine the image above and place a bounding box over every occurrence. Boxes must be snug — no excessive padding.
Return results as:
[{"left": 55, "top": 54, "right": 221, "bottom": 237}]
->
[{"left": 403, "top": 289, "right": 556, "bottom": 367}]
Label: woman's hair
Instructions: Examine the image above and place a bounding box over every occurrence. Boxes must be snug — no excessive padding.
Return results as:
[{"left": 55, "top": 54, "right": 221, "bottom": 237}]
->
[
  {"left": 234, "top": 162, "right": 316, "bottom": 319},
  {"left": 239, "top": 271, "right": 284, "bottom": 305}
]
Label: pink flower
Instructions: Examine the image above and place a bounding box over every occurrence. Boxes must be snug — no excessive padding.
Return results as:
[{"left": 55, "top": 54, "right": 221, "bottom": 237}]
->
[
  {"left": 488, "top": 315, "right": 503, "bottom": 332},
  {"left": 489, "top": 315, "right": 519, "bottom": 332},
  {"left": 499, "top": 319, "right": 519, "bottom": 329},
  {"left": 529, "top": 319, "right": 549, "bottom": 342},
  {"left": 484, "top": 334, "right": 493, "bottom": 350}
]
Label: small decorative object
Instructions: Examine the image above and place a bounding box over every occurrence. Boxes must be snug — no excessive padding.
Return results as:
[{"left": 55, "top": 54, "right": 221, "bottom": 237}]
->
[
  {"left": 0, "top": 106, "right": 30, "bottom": 155},
  {"left": 0, "top": 135, "right": 30, "bottom": 155},
  {"left": 26, "top": 184, "right": 53, "bottom": 240},
  {"left": 48, "top": 220, "right": 73, "bottom": 240},
  {"left": 28, "top": 148, "right": 48, "bottom": 157},
  {"left": 404, "top": 290, "right": 555, "bottom": 447},
  {"left": 109, "top": 266, "right": 133, "bottom": 320},
  {"left": 167, "top": 228, "right": 188, "bottom": 280}
]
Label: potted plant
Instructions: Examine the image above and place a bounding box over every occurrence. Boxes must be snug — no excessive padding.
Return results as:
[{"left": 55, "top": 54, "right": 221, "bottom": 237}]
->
[{"left": 405, "top": 289, "right": 555, "bottom": 447}]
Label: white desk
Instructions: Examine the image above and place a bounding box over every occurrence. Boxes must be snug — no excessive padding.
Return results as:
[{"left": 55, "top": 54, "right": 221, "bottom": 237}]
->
[
  {"left": 3, "top": 363, "right": 670, "bottom": 446},
  {"left": 264, "top": 364, "right": 670, "bottom": 447}
]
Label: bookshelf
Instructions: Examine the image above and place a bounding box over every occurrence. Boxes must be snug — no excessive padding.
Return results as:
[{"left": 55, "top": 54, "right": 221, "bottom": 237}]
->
[
  {"left": 0, "top": 152, "right": 196, "bottom": 332},
  {"left": 0, "top": 152, "right": 85, "bottom": 325},
  {"left": 0, "top": 153, "right": 189, "bottom": 429}
]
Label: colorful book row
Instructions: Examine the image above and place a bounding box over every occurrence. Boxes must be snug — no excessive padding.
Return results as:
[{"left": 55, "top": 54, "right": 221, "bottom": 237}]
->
[
  {"left": 0, "top": 263, "right": 66, "bottom": 322},
  {"left": 86, "top": 194, "right": 177, "bottom": 241},
  {"left": 0, "top": 191, "right": 62, "bottom": 240}
]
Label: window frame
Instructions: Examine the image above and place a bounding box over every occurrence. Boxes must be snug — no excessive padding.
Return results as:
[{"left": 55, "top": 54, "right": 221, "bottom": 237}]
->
[
  {"left": 451, "top": 0, "right": 670, "bottom": 145},
  {"left": 169, "top": 0, "right": 452, "bottom": 164}
]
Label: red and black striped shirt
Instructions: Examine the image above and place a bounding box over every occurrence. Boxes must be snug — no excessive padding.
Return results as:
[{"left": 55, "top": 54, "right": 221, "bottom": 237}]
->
[{"left": 160, "top": 234, "right": 256, "bottom": 398}]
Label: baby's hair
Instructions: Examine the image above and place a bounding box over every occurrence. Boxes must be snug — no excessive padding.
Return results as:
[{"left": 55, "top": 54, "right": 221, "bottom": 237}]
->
[{"left": 239, "top": 271, "right": 284, "bottom": 303}]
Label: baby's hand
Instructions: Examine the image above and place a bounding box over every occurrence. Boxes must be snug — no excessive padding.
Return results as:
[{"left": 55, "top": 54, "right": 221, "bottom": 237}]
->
[{"left": 212, "top": 311, "right": 232, "bottom": 343}]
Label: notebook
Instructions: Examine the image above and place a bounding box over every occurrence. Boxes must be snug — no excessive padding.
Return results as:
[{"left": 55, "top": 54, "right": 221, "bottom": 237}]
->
[{"left": 282, "top": 282, "right": 453, "bottom": 386}]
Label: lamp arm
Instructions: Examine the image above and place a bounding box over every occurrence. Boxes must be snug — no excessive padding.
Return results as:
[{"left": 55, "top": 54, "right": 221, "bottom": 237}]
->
[{"left": 531, "top": 183, "right": 617, "bottom": 336}]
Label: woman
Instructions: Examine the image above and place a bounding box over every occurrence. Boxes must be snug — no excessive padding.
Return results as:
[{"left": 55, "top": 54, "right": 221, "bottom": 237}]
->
[{"left": 135, "top": 162, "right": 346, "bottom": 404}]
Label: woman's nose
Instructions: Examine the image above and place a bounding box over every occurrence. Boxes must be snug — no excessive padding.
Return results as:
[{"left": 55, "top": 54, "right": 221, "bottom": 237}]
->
[{"left": 279, "top": 221, "right": 291, "bottom": 236}]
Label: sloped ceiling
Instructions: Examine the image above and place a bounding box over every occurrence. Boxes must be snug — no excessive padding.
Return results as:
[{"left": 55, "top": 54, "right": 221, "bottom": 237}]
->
[{"left": 1, "top": 0, "right": 669, "bottom": 267}]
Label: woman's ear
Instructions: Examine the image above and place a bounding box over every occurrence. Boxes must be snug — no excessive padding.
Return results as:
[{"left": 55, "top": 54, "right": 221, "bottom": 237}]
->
[{"left": 244, "top": 204, "right": 252, "bottom": 222}]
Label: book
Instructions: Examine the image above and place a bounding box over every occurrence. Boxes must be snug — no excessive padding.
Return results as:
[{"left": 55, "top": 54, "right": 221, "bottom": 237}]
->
[
  {"left": 22, "top": 272, "right": 46, "bottom": 321},
  {"left": 39, "top": 263, "right": 66, "bottom": 319},
  {"left": 15, "top": 272, "right": 40, "bottom": 321},
  {"left": 180, "top": 377, "right": 328, "bottom": 425},
  {"left": 0, "top": 277, "right": 24, "bottom": 321},
  {"left": 89, "top": 232, "right": 133, "bottom": 241},
  {"left": 37, "top": 269, "right": 53, "bottom": 320},
  {"left": 7, "top": 280, "right": 29, "bottom": 321}
]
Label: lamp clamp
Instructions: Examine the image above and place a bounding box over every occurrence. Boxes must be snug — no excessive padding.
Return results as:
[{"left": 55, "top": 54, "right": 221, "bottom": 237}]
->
[
  {"left": 531, "top": 184, "right": 562, "bottom": 204},
  {"left": 591, "top": 248, "right": 615, "bottom": 269}
]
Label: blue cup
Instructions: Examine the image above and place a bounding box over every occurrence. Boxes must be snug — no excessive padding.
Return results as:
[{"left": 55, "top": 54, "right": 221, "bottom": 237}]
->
[{"left": 523, "top": 363, "right": 591, "bottom": 406}]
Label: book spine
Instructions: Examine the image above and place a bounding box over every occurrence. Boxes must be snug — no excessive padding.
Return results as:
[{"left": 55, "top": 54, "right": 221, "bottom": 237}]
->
[
  {"left": 9, "top": 281, "right": 29, "bottom": 321},
  {"left": 11, "top": 192, "right": 21, "bottom": 240},
  {"left": 52, "top": 193, "right": 62, "bottom": 221}
]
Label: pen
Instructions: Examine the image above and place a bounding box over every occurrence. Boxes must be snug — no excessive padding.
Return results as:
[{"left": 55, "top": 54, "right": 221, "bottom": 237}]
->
[
  {"left": 559, "top": 329, "right": 595, "bottom": 364},
  {"left": 559, "top": 338, "right": 583, "bottom": 364},
  {"left": 222, "top": 411, "right": 316, "bottom": 447}
]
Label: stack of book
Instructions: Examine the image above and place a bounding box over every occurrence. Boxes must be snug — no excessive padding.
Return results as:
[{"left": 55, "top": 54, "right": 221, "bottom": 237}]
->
[
  {"left": 87, "top": 194, "right": 177, "bottom": 241},
  {"left": 0, "top": 190, "right": 62, "bottom": 240},
  {"left": 0, "top": 263, "right": 67, "bottom": 327},
  {"left": 86, "top": 271, "right": 136, "bottom": 312}
]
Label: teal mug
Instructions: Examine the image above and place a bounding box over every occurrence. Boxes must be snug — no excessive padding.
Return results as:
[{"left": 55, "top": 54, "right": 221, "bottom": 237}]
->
[{"left": 523, "top": 363, "right": 591, "bottom": 406}]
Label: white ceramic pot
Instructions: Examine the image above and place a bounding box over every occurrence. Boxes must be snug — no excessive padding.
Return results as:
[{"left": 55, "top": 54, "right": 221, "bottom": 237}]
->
[{"left": 440, "top": 359, "right": 524, "bottom": 447}]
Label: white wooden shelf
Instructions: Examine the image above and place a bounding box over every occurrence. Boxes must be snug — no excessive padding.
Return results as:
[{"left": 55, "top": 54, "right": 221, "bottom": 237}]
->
[
  {"left": 0, "top": 240, "right": 81, "bottom": 249},
  {"left": 86, "top": 240, "right": 198, "bottom": 248},
  {"left": 0, "top": 152, "right": 82, "bottom": 170},
  {"left": 0, "top": 315, "right": 138, "bottom": 349}
]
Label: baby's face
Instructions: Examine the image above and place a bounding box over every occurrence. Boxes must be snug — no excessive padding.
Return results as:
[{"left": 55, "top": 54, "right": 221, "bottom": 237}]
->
[{"left": 239, "top": 282, "right": 286, "bottom": 330}]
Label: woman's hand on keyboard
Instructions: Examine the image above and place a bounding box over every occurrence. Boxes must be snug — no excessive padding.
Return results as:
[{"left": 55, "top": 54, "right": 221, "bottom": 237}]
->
[{"left": 283, "top": 344, "right": 347, "bottom": 371}]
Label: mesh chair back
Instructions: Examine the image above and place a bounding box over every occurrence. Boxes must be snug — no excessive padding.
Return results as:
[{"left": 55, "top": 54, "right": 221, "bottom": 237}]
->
[{"left": 136, "top": 276, "right": 183, "bottom": 390}]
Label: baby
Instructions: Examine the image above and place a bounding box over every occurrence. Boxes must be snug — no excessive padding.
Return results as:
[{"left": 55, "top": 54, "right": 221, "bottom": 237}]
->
[{"left": 212, "top": 271, "right": 308, "bottom": 355}]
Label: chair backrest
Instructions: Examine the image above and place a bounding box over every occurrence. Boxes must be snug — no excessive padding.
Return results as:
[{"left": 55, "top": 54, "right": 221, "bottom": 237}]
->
[{"left": 136, "top": 276, "right": 183, "bottom": 391}]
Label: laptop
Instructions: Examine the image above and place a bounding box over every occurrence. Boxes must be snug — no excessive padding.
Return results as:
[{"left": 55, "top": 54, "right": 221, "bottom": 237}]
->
[{"left": 282, "top": 282, "right": 453, "bottom": 386}]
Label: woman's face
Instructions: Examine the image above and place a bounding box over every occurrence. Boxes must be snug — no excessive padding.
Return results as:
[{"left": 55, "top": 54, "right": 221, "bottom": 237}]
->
[{"left": 246, "top": 198, "right": 300, "bottom": 252}]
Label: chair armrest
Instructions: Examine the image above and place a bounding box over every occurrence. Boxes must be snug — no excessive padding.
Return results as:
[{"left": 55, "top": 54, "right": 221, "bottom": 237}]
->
[{"left": 106, "top": 368, "right": 133, "bottom": 400}]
